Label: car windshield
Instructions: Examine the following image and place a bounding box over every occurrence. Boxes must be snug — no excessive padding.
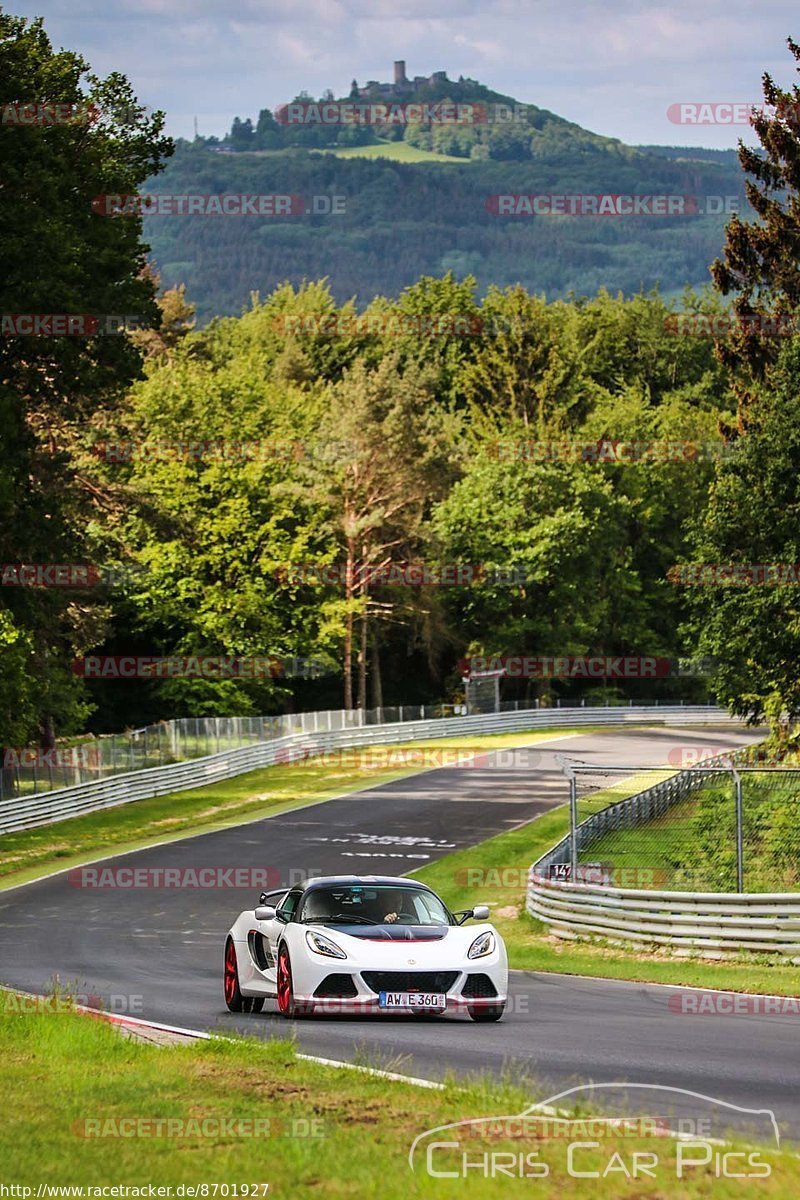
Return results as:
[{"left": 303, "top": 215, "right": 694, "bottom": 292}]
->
[{"left": 299, "top": 884, "right": 453, "bottom": 927}]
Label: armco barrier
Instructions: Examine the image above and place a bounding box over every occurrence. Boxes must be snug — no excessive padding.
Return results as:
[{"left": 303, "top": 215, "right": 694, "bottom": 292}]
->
[
  {"left": 0, "top": 705, "right": 736, "bottom": 835},
  {"left": 526, "top": 879, "right": 800, "bottom": 956},
  {"left": 527, "top": 750, "right": 800, "bottom": 956}
]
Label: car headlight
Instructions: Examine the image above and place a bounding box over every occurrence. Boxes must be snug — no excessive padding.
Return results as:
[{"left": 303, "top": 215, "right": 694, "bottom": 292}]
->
[
  {"left": 305, "top": 930, "right": 347, "bottom": 959},
  {"left": 467, "top": 930, "right": 495, "bottom": 960}
]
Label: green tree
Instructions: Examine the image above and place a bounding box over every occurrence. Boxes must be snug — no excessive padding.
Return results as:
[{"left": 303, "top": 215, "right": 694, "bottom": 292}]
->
[
  {"left": 712, "top": 37, "right": 800, "bottom": 394},
  {"left": 431, "top": 442, "right": 640, "bottom": 694},
  {"left": 0, "top": 11, "right": 172, "bottom": 751},
  {"left": 682, "top": 340, "right": 800, "bottom": 723},
  {"left": 302, "top": 358, "right": 450, "bottom": 709}
]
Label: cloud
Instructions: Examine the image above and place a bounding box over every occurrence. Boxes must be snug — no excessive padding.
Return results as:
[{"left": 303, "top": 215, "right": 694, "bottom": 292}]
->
[{"left": 10, "top": 0, "right": 797, "bottom": 145}]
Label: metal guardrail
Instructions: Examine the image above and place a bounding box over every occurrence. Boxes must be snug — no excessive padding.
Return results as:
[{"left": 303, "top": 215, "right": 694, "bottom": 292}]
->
[
  {"left": 0, "top": 704, "right": 736, "bottom": 835},
  {"left": 527, "top": 748, "right": 800, "bottom": 956},
  {"left": 526, "top": 880, "right": 800, "bottom": 955},
  {"left": 2, "top": 698, "right": 721, "bottom": 801}
]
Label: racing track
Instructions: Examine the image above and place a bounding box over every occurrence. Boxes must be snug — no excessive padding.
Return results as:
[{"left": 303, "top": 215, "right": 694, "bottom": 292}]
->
[{"left": 3, "top": 724, "right": 799, "bottom": 1140}]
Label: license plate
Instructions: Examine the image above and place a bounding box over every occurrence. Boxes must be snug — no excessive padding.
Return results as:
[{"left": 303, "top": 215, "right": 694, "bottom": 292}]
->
[{"left": 378, "top": 991, "right": 446, "bottom": 1009}]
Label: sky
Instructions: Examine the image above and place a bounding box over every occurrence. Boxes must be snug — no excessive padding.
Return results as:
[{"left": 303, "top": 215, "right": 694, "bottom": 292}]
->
[{"left": 8, "top": 0, "right": 800, "bottom": 147}]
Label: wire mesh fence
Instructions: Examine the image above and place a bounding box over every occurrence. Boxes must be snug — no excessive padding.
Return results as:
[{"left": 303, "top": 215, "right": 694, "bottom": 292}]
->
[
  {"left": 550, "top": 754, "right": 800, "bottom": 894},
  {"left": 1, "top": 710, "right": 398, "bottom": 801}
]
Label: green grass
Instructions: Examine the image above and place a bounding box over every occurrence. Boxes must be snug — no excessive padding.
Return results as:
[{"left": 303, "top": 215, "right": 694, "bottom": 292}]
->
[
  {"left": 0, "top": 727, "right": 593, "bottom": 891},
  {"left": 413, "top": 801, "right": 800, "bottom": 996},
  {"left": 1, "top": 994, "right": 793, "bottom": 1196},
  {"left": 326, "top": 141, "right": 464, "bottom": 162}
]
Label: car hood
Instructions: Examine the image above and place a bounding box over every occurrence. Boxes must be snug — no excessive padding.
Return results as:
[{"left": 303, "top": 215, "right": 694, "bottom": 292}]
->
[{"left": 317, "top": 924, "right": 449, "bottom": 942}]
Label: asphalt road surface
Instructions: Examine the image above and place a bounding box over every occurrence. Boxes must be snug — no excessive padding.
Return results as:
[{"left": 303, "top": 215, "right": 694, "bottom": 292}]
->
[{"left": 3, "top": 724, "right": 796, "bottom": 1142}]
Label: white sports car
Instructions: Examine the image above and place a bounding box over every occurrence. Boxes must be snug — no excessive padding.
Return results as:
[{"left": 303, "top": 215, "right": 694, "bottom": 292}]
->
[{"left": 223, "top": 874, "right": 508, "bottom": 1022}]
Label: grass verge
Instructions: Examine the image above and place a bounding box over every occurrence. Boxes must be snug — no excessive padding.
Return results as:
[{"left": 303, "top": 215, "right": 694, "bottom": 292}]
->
[
  {"left": 413, "top": 802, "right": 800, "bottom": 996},
  {"left": 326, "top": 141, "right": 464, "bottom": 162},
  {"left": 0, "top": 727, "right": 591, "bottom": 891},
  {"left": 1, "top": 994, "right": 792, "bottom": 1196}
]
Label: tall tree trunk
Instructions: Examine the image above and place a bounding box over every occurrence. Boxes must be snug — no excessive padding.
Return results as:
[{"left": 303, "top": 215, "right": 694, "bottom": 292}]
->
[
  {"left": 357, "top": 607, "right": 368, "bottom": 711},
  {"left": 371, "top": 626, "right": 383, "bottom": 709},
  {"left": 344, "top": 541, "right": 354, "bottom": 710},
  {"left": 344, "top": 610, "right": 353, "bottom": 710},
  {"left": 39, "top": 714, "right": 55, "bottom": 752},
  {"left": 0, "top": 747, "right": 13, "bottom": 801}
]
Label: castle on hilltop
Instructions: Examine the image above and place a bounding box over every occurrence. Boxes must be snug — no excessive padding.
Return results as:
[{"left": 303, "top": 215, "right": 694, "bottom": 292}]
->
[{"left": 353, "top": 62, "right": 450, "bottom": 100}]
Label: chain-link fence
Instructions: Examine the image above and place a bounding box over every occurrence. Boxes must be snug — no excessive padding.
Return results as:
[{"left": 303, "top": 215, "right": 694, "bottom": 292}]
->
[{"left": 548, "top": 754, "right": 800, "bottom": 894}]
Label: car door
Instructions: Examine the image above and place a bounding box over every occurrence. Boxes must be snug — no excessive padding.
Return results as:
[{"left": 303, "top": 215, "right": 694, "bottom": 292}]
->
[{"left": 254, "top": 887, "right": 302, "bottom": 991}]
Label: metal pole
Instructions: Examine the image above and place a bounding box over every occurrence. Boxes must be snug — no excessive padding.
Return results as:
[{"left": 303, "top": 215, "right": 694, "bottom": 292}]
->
[
  {"left": 569, "top": 774, "right": 578, "bottom": 878},
  {"left": 733, "top": 767, "right": 744, "bottom": 892}
]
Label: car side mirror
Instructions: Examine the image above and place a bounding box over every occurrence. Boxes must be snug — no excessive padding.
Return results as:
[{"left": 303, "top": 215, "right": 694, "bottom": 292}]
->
[
  {"left": 254, "top": 905, "right": 276, "bottom": 921},
  {"left": 471, "top": 905, "right": 490, "bottom": 921}
]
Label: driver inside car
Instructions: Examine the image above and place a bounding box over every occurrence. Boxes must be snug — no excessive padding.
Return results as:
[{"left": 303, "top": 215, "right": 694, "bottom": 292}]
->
[{"left": 380, "top": 889, "right": 417, "bottom": 924}]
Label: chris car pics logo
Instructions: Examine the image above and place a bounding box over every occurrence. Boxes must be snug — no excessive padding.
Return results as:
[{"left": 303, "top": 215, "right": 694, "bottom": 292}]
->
[{"left": 409, "top": 1083, "right": 778, "bottom": 1182}]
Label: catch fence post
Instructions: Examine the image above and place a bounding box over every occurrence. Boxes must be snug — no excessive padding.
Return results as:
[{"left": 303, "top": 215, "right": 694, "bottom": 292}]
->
[
  {"left": 570, "top": 773, "right": 578, "bottom": 878},
  {"left": 733, "top": 766, "right": 744, "bottom": 892}
]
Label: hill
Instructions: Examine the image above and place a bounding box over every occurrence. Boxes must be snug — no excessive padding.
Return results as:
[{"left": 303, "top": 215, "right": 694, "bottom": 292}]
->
[
  {"left": 142, "top": 65, "right": 749, "bottom": 321},
  {"left": 145, "top": 139, "right": 746, "bottom": 322}
]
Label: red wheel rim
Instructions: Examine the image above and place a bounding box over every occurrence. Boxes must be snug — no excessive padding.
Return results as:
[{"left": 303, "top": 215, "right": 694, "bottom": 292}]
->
[
  {"left": 277, "top": 948, "right": 291, "bottom": 1013},
  {"left": 224, "top": 940, "right": 238, "bottom": 1005}
]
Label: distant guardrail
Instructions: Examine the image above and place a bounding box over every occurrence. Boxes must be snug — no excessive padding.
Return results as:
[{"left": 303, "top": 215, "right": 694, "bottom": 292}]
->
[{"left": 0, "top": 704, "right": 737, "bottom": 835}]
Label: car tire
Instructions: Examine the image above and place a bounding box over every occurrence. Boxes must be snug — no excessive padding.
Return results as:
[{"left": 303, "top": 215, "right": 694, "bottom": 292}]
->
[
  {"left": 224, "top": 938, "right": 265, "bottom": 1014},
  {"left": 469, "top": 1004, "right": 505, "bottom": 1022},
  {"left": 276, "top": 944, "right": 312, "bottom": 1019},
  {"left": 224, "top": 937, "right": 246, "bottom": 1012}
]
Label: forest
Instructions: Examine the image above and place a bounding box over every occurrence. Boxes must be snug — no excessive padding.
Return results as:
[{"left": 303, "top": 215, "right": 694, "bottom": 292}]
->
[{"left": 3, "top": 12, "right": 800, "bottom": 756}]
